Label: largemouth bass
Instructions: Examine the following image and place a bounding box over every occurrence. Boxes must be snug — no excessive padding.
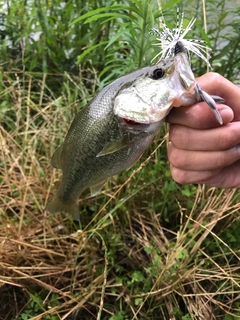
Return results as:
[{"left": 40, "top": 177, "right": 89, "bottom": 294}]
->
[{"left": 46, "top": 42, "right": 222, "bottom": 219}]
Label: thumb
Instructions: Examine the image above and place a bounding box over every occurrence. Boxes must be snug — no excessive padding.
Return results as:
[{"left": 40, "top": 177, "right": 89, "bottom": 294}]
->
[{"left": 197, "top": 72, "right": 240, "bottom": 121}]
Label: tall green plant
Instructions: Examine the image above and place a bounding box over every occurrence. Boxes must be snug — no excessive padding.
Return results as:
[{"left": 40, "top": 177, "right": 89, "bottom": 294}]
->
[{"left": 71, "top": 0, "right": 182, "bottom": 84}]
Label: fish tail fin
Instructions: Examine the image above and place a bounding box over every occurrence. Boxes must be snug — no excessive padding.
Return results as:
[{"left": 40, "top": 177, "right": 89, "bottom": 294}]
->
[{"left": 45, "top": 194, "right": 80, "bottom": 220}]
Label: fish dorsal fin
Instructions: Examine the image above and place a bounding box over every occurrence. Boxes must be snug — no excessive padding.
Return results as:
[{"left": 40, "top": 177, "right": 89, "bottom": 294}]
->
[
  {"left": 90, "top": 181, "right": 106, "bottom": 197},
  {"left": 51, "top": 145, "right": 63, "bottom": 169},
  {"left": 96, "top": 137, "right": 129, "bottom": 157}
]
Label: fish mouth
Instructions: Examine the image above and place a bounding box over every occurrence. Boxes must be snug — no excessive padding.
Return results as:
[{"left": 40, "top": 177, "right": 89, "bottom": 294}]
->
[
  {"left": 121, "top": 117, "right": 150, "bottom": 128},
  {"left": 120, "top": 117, "right": 164, "bottom": 134},
  {"left": 121, "top": 118, "right": 142, "bottom": 125},
  {"left": 168, "top": 47, "right": 197, "bottom": 107}
]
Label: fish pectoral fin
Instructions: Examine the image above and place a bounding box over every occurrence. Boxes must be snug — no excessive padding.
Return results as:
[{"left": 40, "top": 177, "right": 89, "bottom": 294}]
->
[
  {"left": 51, "top": 145, "right": 63, "bottom": 169},
  {"left": 96, "top": 137, "right": 129, "bottom": 157},
  {"left": 90, "top": 181, "right": 106, "bottom": 197}
]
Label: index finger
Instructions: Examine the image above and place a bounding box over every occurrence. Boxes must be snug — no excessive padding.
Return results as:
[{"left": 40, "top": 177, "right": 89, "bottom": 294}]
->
[{"left": 167, "top": 103, "right": 233, "bottom": 129}]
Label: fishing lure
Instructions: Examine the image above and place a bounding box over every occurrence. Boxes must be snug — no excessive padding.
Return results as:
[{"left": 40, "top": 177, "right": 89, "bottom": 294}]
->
[
  {"left": 151, "top": 8, "right": 211, "bottom": 67},
  {"left": 151, "top": 9, "right": 223, "bottom": 125}
]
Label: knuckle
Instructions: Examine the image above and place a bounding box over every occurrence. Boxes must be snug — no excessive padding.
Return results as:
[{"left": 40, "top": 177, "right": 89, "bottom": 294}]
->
[
  {"left": 169, "top": 125, "right": 189, "bottom": 148},
  {"left": 198, "top": 72, "right": 225, "bottom": 97},
  {"left": 169, "top": 125, "right": 180, "bottom": 143},
  {"left": 207, "top": 72, "right": 223, "bottom": 85},
  {"left": 168, "top": 146, "right": 185, "bottom": 168},
  {"left": 226, "top": 124, "right": 240, "bottom": 147},
  {"left": 213, "top": 123, "right": 240, "bottom": 150},
  {"left": 206, "top": 72, "right": 225, "bottom": 96}
]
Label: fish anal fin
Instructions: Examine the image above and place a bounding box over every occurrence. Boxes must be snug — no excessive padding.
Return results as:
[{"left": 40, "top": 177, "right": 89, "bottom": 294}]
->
[
  {"left": 90, "top": 181, "right": 106, "bottom": 197},
  {"left": 51, "top": 145, "right": 63, "bottom": 169},
  {"left": 45, "top": 194, "right": 79, "bottom": 220},
  {"left": 97, "top": 137, "right": 128, "bottom": 157}
]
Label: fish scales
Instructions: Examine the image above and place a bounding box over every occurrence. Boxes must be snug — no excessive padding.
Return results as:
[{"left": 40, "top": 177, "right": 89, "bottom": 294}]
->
[
  {"left": 46, "top": 50, "right": 223, "bottom": 219},
  {"left": 46, "top": 64, "right": 169, "bottom": 219}
]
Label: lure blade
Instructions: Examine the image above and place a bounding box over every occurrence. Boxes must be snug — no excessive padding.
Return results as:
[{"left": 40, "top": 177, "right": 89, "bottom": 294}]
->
[
  {"left": 151, "top": 9, "right": 224, "bottom": 126},
  {"left": 195, "top": 83, "right": 223, "bottom": 125}
]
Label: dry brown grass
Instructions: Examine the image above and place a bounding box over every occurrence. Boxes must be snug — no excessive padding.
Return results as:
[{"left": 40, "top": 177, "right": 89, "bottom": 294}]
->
[{"left": 1, "top": 72, "right": 240, "bottom": 320}]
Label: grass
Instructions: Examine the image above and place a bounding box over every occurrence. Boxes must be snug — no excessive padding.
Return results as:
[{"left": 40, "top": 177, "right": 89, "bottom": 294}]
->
[
  {"left": 1, "top": 70, "right": 240, "bottom": 320},
  {"left": 1, "top": 0, "right": 240, "bottom": 319}
]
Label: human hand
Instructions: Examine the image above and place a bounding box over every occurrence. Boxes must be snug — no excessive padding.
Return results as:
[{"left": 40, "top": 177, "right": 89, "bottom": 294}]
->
[{"left": 167, "top": 72, "right": 240, "bottom": 188}]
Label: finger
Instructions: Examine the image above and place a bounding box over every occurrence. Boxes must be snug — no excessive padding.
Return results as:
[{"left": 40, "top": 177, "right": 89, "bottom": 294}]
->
[
  {"left": 169, "top": 122, "right": 240, "bottom": 151},
  {"left": 197, "top": 72, "right": 240, "bottom": 121},
  {"left": 168, "top": 142, "right": 240, "bottom": 171},
  {"left": 170, "top": 160, "right": 240, "bottom": 188},
  {"left": 170, "top": 164, "right": 221, "bottom": 185},
  {"left": 201, "top": 160, "right": 240, "bottom": 187},
  {"left": 167, "top": 103, "right": 233, "bottom": 129}
]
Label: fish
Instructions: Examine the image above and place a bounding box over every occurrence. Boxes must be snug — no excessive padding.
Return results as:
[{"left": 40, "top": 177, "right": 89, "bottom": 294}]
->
[{"left": 46, "top": 41, "right": 223, "bottom": 220}]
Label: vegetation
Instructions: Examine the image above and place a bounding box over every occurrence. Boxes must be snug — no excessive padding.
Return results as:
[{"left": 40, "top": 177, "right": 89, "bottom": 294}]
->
[{"left": 0, "top": 0, "right": 240, "bottom": 319}]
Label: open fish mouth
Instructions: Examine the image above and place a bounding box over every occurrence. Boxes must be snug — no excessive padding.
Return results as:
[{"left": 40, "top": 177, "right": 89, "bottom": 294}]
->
[
  {"left": 121, "top": 118, "right": 139, "bottom": 125},
  {"left": 120, "top": 117, "right": 155, "bottom": 131}
]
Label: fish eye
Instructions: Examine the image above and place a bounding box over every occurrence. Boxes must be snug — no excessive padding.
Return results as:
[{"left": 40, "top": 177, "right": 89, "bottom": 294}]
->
[{"left": 152, "top": 68, "right": 165, "bottom": 80}]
